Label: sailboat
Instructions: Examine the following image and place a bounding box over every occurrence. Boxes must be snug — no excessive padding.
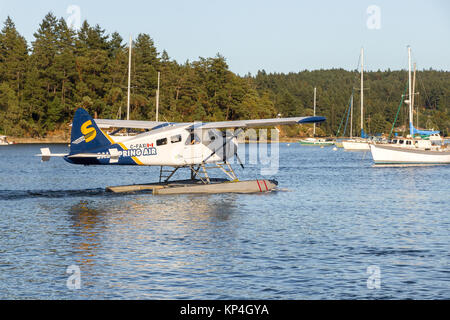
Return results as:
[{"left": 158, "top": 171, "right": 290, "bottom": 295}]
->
[
  {"left": 108, "top": 36, "right": 161, "bottom": 142},
  {"left": 342, "top": 48, "right": 370, "bottom": 151},
  {"left": 369, "top": 47, "right": 450, "bottom": 165},
  {"left": 299, "top": 87, "right": 334, "bottom": 146},
  {"left": 0, "top": 136, "right": 14, "bottom": 146},
  {"left": 299, "top": 137, "right": 335, "bottom": 146}
]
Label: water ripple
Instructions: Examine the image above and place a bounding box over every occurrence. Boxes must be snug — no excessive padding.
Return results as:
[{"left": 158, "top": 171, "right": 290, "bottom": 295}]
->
[{"left": 0, "top": 144, "right": 449, "bottom": 299}]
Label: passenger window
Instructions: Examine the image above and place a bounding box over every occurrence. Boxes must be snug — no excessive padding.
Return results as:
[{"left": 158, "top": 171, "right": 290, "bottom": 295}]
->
[
  {"left": 157, "top": 138, "right": 168, "bottom": 146},
  {"left": 406, "top": 141, "right": 411, "bottom": 145},
  {"left": 399, "top": 140, "right": 404, "bottom": 144},
  {"left": 171, "top": 135, "right": 182, "bottom": 144},
  {"left": 393, "top": 140, "right": 398, "bottom": 144}
]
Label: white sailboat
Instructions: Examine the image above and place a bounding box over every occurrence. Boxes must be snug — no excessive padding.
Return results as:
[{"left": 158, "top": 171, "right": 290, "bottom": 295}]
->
[
  {"left": 343, "top": 48, "right": 370, "bottom": 151},
  {"left": 342, "top": 139, "right": 370, "bottom": 150},
  {"left": 299, "top": 88, "right": 335, "bottom": 147},
  {"left": 108, "top": 36, "right": 162, "bottom": 143},
  {"left": 0, "top": 136, "right": 13, "bottom": 146},
  {"left": 370, "top": 47, "right": 450, "bottom": 165}
]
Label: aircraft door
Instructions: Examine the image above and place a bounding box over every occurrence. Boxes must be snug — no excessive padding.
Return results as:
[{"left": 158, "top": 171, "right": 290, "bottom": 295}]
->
[{"left": 183, "top": 132, "right": 204, "bottom": 164}]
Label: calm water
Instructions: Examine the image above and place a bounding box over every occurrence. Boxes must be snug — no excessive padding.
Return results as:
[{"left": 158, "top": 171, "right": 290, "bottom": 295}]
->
[{"left": 0, "top": 143, "right": 449, "bottom": 300}]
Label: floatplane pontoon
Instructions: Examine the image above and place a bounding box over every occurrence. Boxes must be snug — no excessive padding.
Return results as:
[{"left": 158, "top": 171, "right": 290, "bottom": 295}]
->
[{"left": 37, "top": 108, "right": 325, "bottom": 194}]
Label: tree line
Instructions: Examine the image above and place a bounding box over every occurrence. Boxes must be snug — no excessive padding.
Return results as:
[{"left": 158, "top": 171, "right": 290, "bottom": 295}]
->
[{"left": 0, "top": 13, "right": 449, "bottom": 138}]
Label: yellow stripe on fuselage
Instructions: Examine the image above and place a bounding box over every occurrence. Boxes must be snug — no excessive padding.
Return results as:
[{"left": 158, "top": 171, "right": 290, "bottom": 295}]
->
[
  {"left": 101, "top": 130, "right": 116, "bottom": 145},
  {"left": 132, "top": 157, "right": 144, "bottom": 165},
  {"left": 118, "top": 142, "right": 144, "bottom": 165},
  {"left": 118, "top": 142, "right": 127, "bottom": 150}
]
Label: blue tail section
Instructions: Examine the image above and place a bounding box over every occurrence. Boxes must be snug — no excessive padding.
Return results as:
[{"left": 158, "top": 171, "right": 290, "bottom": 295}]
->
[{"left": 70, "top": 108, "right": 112, "bottom": 155}]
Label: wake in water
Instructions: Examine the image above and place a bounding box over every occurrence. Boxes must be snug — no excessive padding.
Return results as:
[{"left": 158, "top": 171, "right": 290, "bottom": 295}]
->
[{"left": 0, "top": 188, "right": 109, "bottom": 200}]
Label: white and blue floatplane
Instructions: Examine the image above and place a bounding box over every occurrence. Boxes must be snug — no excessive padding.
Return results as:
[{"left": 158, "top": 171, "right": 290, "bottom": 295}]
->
[{"left": 38, "top": 108, "right": 325, "bottom": 194}]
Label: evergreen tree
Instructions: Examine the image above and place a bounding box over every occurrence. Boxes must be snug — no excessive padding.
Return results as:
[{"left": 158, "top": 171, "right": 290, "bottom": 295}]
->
[{"left": 0, "top": 13, "right": 448, "bottom": 138}]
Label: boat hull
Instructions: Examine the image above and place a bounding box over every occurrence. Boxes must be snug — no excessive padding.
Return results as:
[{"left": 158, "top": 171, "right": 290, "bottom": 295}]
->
[
  {"left": 299, "top": 138, "right": 335, "bottom": 146},
  {"left": 342, "top": 140, "right": 370, "bottom": 151},
  {"left": 370, "top": 144, "right": 450, "bottom": 165},
  {"left": 299, "top": 141, "right": 334, "bottom": 146}
]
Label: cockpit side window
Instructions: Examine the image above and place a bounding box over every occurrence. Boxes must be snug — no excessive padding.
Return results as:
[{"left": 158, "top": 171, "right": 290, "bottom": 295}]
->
[
  {"left": 157, "top": 138, "right": 168, "bottom": 146},
  {"left": 186, "top": 133, "right": 201, "bottom": 145},
  {"left": 171, "top": 135, "right": 182, "bottom": 144}
]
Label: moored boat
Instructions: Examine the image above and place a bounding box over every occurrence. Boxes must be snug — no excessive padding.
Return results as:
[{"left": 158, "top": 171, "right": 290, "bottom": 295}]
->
[
  {"left": 370, "top": 47, "right": 450, "bottom": 166},
  {"left": 342, "top": 48, "right": 370, "bottom": 151},
  {"left": 370, "top": 138, "right": 450, "bottom": 165},
  {"left": 299, "top": 138, "right": 335, "bottom": 146},
  {"left": 342, "top": 139, "right": 370, "bottom": 151},
  {"left": 0, "top": 136, "right": 14, "bottom": 146}
]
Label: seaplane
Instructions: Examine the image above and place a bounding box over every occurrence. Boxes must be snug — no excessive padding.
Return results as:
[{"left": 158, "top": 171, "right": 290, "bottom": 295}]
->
[{"left": 37, "top": 108, "right": 325, "bottom": 194}]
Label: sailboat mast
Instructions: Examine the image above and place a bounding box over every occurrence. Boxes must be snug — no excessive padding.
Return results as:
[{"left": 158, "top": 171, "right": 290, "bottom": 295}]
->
[
  {"left": 360, "top": 47, "right": 364, "bottom": 137},
  {"left": 350, "top": 93, "right": 353, "bottom": 139},
  {"left": 313, "top": 87, "right": 316, "bottom": 136},
  {"left": 408, "top": 46, "right": 413, "bottom": 136},
  {"left": 156, "top": 72, "right": 160, "bottom": 122},
  {"left": 127, "top": 35, "right": 132, "bottom": 121},
  {"left": 412, "top": 62, "right": 417, "bottom": 128}
]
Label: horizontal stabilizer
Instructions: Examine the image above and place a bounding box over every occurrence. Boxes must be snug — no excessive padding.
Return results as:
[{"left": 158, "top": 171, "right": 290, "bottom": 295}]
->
[
  {"left": 36, "top": 148, "right": 68, "bottom": 162},
  {"left": 68, "top": 153, "right": 110, "bottom": 159},
  {"left": 67, "top": 148, "right": 120, "bottom": 161},
  {"left": 109, "top": 148, "right": 120, "bottom": 164}
]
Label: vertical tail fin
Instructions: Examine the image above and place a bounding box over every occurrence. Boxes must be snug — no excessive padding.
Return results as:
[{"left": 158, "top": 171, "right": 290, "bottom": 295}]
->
[{"left": 70, "top": 108, "right": 114, "bottom": 155}]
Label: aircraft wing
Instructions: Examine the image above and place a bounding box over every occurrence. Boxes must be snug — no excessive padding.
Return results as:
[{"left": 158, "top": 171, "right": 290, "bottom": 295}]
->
[
  {"left": 189, "top": 116, "right": 326, "bottom": 130},
  {"left": 93, "top": 116, "right": 326, "bottom": 131},
  {"left": 94, "top": 119, "right": 164, "bottom": 130}
]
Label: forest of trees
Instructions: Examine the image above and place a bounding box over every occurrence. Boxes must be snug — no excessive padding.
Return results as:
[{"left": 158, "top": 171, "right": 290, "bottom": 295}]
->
[{"left": 1, "top": 13, "right": 449, "bottom": 138}]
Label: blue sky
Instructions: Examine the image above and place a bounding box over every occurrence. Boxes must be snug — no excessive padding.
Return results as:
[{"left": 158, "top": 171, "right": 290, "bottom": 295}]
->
[{"left": 0, "top": 0, "right": 449, "bottom": 75}]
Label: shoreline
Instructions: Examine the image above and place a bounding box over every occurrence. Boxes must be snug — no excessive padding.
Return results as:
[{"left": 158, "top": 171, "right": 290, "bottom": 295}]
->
[
  {"left": 9, "top": 138, "right": 69, "bottom": 144},
  {"left": 10, "top": 136, "right": 306, "bottom": 144},
  {"left": 9, "top": 136, "right": 450, "bottom": 145},
  {"left": 10, "top": 138, "right": 303, "bottom": 144}
]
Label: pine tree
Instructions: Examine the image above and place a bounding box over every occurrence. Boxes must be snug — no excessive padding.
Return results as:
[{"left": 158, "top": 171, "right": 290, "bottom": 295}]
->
[
  {"left": 0, "top": 16, "right": 29, "bottom": 94},
  {"left": 25, "top": 12, "right": 60, "bottom": 130}
]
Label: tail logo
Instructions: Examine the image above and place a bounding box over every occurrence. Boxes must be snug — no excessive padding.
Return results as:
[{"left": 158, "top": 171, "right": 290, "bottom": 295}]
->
[{"left": 81, "top": 120, "right": 97, "bottom": 143}]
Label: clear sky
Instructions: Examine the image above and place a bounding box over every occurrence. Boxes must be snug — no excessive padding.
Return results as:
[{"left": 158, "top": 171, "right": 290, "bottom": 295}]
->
[{"left": 0, "top": 0, "right": 449, "bottom": 75}]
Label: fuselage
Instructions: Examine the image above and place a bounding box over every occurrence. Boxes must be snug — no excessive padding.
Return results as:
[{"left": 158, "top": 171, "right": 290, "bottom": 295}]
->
[{"left": 65, "top": 124, "right": 238, "bottom": 166}]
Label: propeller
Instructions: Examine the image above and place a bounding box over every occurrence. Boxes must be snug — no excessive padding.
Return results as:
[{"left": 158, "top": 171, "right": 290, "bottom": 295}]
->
[{"left": 201, "top": 129, "right": 243, "bottom": 166}]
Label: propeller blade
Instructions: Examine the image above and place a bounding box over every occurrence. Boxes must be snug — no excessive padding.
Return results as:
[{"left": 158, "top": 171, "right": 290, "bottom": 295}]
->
[
  {"left": 235, "top": 152, "right": 244, "bottom": 169},
  {"left": 201, "top": 129, "right": 243, "bottom": 164}
]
